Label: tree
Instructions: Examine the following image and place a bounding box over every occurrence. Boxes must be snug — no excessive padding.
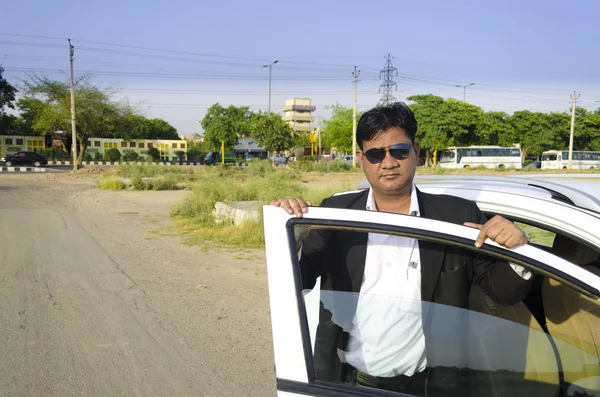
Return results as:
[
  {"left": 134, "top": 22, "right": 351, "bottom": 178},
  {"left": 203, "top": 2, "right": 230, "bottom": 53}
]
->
[
  {"left": 146, "top": 147, "right": 160, "bottom": 161},
  {"left": 508, "top": 111, "right": 553, "bottom": 161},
  {"left": 321, "top": 104, "right": 361, "bottom": 154},
  {"left": 481, "top": 111, "right": 515, "bottom": 146},
  {"left": 18, "top": 75, "right": 122, "bottom": 163},
  {"left": 148, "top": 118, "right": 178, "bottom": 140},
  {"left": 577, "top": 111, "right": 600, "bottom": 151},
  {"left": 407, "top": 95, "right": 451, "bottom": 166},
  {"left": 200, "top": 103, "right": 252, "bottom": 149},
  {"left": 116, "top": 111, "right": 179, "bottom": 140},
  {"left": 250, "top": 112, "right": 295, "bottom": 163},
  {"left": 0, "top": 66, "right": 18, "bottom": 133},
  {"left": 105, "top": 148, "right": 122, "bottom": 162},
  {"left": 547, "top": 112, "right": 571, "bottom": 150}
]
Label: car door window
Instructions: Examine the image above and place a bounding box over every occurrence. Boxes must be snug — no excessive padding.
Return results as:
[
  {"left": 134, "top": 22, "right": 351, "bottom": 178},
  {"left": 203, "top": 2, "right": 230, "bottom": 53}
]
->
[
  {"left": 263, "top": 206, "right": 600, "bottom": 397},
  {"left": 298, "top": 228, "right": 599, "bottom": 397}
]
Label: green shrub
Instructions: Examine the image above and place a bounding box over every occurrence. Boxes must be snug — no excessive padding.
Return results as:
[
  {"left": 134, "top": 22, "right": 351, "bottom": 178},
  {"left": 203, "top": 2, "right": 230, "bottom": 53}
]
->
[
  {"left": 130, "top": 174, "right": 144, "bottom": 190},
  {"left": 97, "top": 175, "right": 128, "bottom": 190},
  {"left": 289, "top": 160, "right": 316, "bottom": 172},
  {"left": 325, "top": 160, "right": 351, "bottom": 172},
  {"left": 175, "top": 151, "right": 186, "bottom": 161},
  {"left": 146, "top": 147, "right": 160, "bottom": 161},
  {"left": 94, "top": 151, "right": 104, "bottom": 161},
  {"left": 105, "top": 148, "right": 122, "bottom": 162},
  {"left": 122, "top": 150, "right": 140, "bottom": 162},
  {"left": 248, "top": 160, "right": 274, "bottom": 177}
]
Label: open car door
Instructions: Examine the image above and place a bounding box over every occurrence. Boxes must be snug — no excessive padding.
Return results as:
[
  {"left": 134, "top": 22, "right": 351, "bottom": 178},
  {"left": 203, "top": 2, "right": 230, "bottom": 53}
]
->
[{"left": 263, "top": 205, "right": 600, "bottom": 397}]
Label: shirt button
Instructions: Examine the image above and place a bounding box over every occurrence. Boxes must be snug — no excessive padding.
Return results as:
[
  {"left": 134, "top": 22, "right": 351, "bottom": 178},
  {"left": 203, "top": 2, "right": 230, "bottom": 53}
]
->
[
  {"left": 386, "top": 262, "right": 391, "bottom": 267},
  {"left": 365, "top": 348, "right": 370, "bottom": 353}
]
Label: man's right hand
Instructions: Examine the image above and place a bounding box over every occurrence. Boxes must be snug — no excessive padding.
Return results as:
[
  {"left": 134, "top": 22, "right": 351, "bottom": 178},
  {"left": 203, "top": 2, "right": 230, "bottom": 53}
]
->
[{"left": 270, "top": 198, "right": 312, "bottom": 218}]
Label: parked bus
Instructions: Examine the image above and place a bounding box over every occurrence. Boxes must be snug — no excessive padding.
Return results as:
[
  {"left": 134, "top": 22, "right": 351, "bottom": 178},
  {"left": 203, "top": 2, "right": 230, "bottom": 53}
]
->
[
  {"left": 438, "top": 146, "right": 522, "bottom": 169},
  {"left": 541, "top": 150, "right": 600, "bottom": 170}
]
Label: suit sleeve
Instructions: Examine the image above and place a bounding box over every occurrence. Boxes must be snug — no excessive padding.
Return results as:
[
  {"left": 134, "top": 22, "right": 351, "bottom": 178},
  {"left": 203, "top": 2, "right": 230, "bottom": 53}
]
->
[
  {"left": 298, "top": 198, "right": 329, "bottom": 290},
  {"left": 469, "top": 202, "right": 533, "bottom": 306}
]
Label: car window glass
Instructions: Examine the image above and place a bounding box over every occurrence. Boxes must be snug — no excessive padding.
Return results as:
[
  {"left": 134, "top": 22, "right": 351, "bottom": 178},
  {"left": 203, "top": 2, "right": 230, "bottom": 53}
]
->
[
  {"left": 514, "top": 222, "right": 556, "bottom": 248},
  {"left": 295, "top": 226, "right": 600, "bottom": 397}
]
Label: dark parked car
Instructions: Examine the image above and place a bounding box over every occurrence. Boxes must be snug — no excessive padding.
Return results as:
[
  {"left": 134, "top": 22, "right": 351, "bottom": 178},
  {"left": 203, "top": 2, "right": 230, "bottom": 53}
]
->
[
  {"left": 526, "top": 160, "right": 542, "bottom": 168},
  {"left": 0, "top": 151, "right": 48, "bottom": 167}
]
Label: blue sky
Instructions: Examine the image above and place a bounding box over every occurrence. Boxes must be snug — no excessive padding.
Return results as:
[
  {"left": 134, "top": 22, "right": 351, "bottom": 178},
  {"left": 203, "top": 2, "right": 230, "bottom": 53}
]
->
[{"left": 2, "top": 0, "right": 599, "bottom": 135}]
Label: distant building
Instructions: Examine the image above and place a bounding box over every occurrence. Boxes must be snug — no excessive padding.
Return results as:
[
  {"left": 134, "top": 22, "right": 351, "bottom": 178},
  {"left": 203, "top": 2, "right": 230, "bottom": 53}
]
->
[
  {"left": 0, "top": 135, "right": 45, "bottom": 157},
  {"left": 283, "top": 98, "right": 316, "bottom": 133},
  {"left": 234, "top": 137, "right": 267, "bottom": 160},
  {"left": 87, "top": 138, "right": 187, "bottom": 161}
]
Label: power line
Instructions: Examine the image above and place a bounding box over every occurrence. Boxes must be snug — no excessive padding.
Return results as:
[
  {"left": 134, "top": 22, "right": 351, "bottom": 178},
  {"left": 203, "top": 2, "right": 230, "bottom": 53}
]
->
[{"left": 2, "top": 66, "right": 353, "bottom": 80}]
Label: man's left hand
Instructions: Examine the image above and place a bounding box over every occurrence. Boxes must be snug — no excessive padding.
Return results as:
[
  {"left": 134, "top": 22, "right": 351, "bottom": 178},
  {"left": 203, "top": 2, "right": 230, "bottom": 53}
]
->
[{"left": 464, "top": 215, "right": 529, "bottom": 249}]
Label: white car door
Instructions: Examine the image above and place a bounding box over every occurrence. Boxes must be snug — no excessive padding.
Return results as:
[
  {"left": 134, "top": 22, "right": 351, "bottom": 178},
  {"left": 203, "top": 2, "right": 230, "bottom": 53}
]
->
[{"left": 263, "top": 205, "right": 600, "bottom": 397}]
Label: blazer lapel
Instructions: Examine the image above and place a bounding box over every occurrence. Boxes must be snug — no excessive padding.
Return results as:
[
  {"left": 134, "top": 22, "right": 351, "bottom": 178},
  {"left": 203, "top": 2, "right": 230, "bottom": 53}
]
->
[{"left": 417, "top": 189, "right": 446, "bottom": 302}]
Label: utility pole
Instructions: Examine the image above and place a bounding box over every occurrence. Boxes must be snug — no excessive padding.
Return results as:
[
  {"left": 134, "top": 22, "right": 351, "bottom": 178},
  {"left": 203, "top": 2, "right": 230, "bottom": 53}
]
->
[
  {"left": 352, "top": 66, "right": 360, "bottom": 168},
  {"left": 68, "top": 39, "right": 78, "bottom": 170},
  {"left": 317, "top": 116, "right": 322, "bottom": 161},
  {"left": 455, "top": 83, "right": 475, "bottom": 102},
  {"left": 568, "top": 91, "right": 580, "bottom": 169},
  {"left": 263, "top": 60, "right": 279, "bottom": 113}
]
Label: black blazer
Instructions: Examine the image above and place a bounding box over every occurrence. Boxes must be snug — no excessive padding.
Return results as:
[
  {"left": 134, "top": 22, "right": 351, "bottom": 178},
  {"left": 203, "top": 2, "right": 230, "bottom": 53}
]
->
[{"left": 299, "top": 188, "right": 533, "bottom": 384}]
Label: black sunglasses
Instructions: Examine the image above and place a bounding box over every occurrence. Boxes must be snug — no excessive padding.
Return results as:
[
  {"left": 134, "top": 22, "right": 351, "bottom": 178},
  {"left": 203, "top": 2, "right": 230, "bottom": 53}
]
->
[{"left": 364, "top": 143, "right": 413, "bottom": 164}]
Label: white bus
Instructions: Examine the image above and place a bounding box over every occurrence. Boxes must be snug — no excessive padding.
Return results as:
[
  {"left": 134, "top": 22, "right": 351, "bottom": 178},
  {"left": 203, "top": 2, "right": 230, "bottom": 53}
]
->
[
  {"left": 438, "top": 146, "right": 522, "bottom": 169},
  {"left": 541, "top": 150, "right": 600, "bottom": 170}
]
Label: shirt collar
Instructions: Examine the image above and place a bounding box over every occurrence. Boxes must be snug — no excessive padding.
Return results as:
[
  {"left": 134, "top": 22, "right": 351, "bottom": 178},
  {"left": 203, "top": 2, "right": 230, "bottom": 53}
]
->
[{"left": 365, "top": 183, "right": 420, "bottom": 217}]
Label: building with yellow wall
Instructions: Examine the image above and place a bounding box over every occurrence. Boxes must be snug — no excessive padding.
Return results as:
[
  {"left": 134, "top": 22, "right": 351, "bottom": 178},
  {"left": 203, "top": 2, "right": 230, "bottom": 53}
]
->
[
  {"left": 87, "top": 138, "right": 187, "bottom": 161},
  {"left": 0, "top": 135, "right": 45, "bottom": 158}
]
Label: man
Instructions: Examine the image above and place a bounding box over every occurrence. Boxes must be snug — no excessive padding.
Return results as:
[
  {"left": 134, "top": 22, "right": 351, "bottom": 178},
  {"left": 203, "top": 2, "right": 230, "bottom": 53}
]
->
[{"left": 271, "top": 102, "right": 532, "bottom": 395}]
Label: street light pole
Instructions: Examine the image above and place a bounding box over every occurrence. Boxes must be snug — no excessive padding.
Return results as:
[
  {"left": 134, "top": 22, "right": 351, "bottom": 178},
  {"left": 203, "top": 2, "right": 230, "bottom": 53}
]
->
[
  {"left": 455, "top": 82, "right": 475, "bottom": 102},
  {"left": 263, "top": 60, "right": 279, "bottom": 113}
]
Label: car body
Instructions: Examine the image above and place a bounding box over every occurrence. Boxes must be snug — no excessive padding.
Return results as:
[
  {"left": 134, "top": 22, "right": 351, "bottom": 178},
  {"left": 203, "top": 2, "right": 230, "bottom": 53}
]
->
[
  {"left": 527, "top": 160, "right": 542, "bottom": 168},
  {"left": 203, "top": 151, "right": 237, "bottom": 165},
  {"left": 273, "top": 154, "right": 289, "bottom": 166},
  {"left": 263, "top": 176, "right": 600, "bottom": 397},
  {"left": 339, "top": 155, "right": 353, "bottom": 164},
  {"left": 0, "top": 151, "right": 48, "bottom": 167}
]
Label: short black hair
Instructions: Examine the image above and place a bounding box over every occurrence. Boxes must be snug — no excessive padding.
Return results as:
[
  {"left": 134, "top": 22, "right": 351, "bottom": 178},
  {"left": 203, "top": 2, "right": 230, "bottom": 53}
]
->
[{"left": 356, "top": 102, "right": 418, "bottom": 150}]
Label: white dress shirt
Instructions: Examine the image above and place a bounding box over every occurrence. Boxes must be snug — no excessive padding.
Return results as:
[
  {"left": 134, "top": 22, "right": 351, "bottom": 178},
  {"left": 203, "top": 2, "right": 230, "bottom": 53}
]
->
[
  {"left": 340, "top": 185, "right": 427, "bottom": 377},
  {"left": 301, "top": 185, "right": 532, "bottom": 378}
]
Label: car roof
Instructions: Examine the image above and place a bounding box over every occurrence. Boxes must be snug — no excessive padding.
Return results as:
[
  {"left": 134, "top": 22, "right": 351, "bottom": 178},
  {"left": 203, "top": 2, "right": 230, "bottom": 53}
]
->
[{"left": 357, "top": 175, "right": 600, "bottom": 215}]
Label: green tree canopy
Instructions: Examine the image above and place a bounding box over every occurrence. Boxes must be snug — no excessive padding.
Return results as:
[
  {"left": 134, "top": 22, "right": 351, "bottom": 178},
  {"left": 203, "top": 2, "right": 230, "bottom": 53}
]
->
[
  {"left": 18, "top": 75, "right": 122, "bottom": 162},
  {"left": 0, "top": 66, "right": 18, "bottom": 133},
  {"left": 250, "top": 112, "right": 295, "bottom": 159},
  {"left": 200, "top": 103, "right": 252, "bottom": 149},
  {"left": 508, "top": 111, "right": 553, "bottom": 159},
  {"left": 321, "top": 104, "right": 362, "bottom": 154}
]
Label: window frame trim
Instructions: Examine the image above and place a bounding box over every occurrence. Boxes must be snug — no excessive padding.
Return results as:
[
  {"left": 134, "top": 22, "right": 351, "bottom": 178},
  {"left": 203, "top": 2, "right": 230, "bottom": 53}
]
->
[{"left": 282, "top": 216, "right": 600, "bottom": 388}]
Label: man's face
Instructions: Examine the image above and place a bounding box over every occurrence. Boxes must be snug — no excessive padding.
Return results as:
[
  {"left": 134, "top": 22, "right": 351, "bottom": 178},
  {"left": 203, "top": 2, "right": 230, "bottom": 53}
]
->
[{"left": 357, "top": 127, "right": 420, "bottom": 196}]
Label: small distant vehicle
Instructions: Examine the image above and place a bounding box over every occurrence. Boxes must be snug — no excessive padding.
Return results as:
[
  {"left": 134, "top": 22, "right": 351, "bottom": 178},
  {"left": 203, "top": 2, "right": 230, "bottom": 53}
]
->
[
  {"left": 526, "top": 160, "right": 541, "bottom": 169},
  {"left": 203, "top": 152, "right": 237, "bottom": 165},
  {"left": 339, "top": 155, "right": 353, "bottom": 164},
  {"left": 0, "top": 151, "right": 48, "bottom": 167},
  {"left": 541, "top": 150, "right": 600, "bottom": 170},
  {"left": 273, "top": 154, "right": 289, "bottom": 166},
  {"left": 438, "top": 146, "right": 523, "bottom": 169}
]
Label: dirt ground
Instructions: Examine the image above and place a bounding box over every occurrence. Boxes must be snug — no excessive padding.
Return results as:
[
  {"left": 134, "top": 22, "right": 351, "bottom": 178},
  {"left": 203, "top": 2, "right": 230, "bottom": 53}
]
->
[{"left": 0, "top": 171, "right": 279, "bottom": 396}]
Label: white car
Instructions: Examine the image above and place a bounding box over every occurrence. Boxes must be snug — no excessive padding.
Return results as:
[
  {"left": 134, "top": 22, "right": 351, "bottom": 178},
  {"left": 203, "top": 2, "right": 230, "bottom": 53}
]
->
[{"left": 263, "top": 177, "right": 600, "bottom": 397}]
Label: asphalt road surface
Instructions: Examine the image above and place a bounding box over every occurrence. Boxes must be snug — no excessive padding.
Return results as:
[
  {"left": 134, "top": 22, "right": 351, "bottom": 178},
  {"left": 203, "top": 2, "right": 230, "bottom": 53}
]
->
[{"left": 0, "top": 175, "right": 275, "bottom": 397}]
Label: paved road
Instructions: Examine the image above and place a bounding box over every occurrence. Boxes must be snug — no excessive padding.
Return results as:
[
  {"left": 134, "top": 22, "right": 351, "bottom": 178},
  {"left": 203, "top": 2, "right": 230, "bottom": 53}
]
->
[{"left": 0, "top": 176, "right": 275, "bottom": 397}]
